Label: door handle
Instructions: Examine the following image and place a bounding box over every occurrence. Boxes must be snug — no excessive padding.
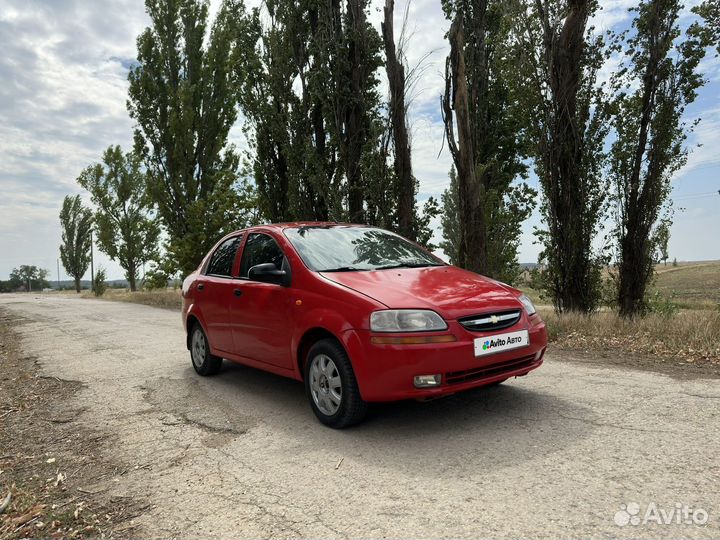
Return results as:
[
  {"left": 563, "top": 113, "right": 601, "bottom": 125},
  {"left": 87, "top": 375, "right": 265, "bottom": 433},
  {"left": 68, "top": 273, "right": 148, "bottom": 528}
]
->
[
  {"left": 233, "top": 288, "right": 243, "bottom": 297},
  {"left": 197, "top": 282, "right": 205, "bottom": 291}
]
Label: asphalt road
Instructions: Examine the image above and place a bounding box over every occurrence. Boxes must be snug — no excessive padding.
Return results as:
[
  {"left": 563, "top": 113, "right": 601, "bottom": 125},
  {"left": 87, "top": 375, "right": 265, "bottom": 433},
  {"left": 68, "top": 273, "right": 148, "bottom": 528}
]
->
[{"left": 1, "top": 293, "right": 719, "bottom": 539}]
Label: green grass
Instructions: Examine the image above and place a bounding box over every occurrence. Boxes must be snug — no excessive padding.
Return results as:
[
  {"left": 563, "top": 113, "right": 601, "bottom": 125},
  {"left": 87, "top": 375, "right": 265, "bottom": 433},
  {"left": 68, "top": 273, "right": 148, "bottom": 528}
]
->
[{"left": 652, "top": 262, "right": 720, "bottom": 310}]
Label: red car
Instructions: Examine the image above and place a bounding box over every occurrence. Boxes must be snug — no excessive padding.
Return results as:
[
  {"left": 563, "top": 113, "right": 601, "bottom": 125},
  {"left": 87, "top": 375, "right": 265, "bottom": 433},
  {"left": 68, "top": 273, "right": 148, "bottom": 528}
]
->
[{"left": 182, "top": 223, "right": 547, "bottom": 428}]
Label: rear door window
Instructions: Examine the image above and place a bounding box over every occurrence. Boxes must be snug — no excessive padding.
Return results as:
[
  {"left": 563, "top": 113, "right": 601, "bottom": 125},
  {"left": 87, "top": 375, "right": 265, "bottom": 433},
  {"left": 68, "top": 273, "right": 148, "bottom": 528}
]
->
[{"left": 206, "top": 236, "right": 242, "bottom": 277}]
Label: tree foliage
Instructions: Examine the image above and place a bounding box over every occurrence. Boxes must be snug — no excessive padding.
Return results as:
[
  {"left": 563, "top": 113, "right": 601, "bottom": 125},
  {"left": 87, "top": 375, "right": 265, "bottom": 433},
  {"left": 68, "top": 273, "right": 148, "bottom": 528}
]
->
[
  {"left": 59, "top": 195, "right": 93, "bottom": 293},
  {"left": 127, "top": 0, "right": 259, "bottom": 277},
  {"left": 441, "top": 0, "right": 535, "bottom": 282},
  {"left": 240, "top": 0, "right": 387, "bottom": 227},
  {"left": 93, "top": 266, "right": 108, "bottom": 297},
  {"left": 509, "top": 0, "right": 612, "bottom": 312},
  {"left": 9, "top": 265, "right": 50, "bottom": 292},
  {"left": 610, "top": 0, "right": 709, "bottom": 316},
  {"left": 440, "top": 167, "right": 460, "bottom": 265},
  {"left": 78, "top": 146, "right": 160, "bottom": 291},
  {"left": 694, "top": 0, "right": 720, "bottom": 53}
]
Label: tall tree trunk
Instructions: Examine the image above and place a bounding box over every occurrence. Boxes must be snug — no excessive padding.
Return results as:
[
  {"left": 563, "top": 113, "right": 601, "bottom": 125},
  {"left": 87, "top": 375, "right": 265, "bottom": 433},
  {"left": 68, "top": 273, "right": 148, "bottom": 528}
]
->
[
  {"left": 381, "top": 0, "right": 415, "bottom": 240},
  {"left": 308, "top": 6, "right": 330, "bottom": 222},
  {"left": 442, "top": 12, "right": 488, "bottom": 274},
  {"left": 617, "top": 0, "right": 667, "bottom": 317},
  {"left": 544, "top": 0, "right": 593, "bottom": 312},
  {"left": 346, "top": 0, "right": 366, "bottom": 223},
  {"left": 75, "top": 276, "right": 81, "bottom": 293},
  {"left": 128, "top": 263, "right": 137, "bottom": 292}
]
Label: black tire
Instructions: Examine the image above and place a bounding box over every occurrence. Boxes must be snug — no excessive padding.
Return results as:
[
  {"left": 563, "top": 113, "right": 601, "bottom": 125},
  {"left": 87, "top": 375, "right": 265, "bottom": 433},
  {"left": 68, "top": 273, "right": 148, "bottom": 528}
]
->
[
  {"left": 304, "top": 338, "right": 368, "bottom": 428},
  {"left": 190, "top": 323, "right": 222, "bottom": 376}
]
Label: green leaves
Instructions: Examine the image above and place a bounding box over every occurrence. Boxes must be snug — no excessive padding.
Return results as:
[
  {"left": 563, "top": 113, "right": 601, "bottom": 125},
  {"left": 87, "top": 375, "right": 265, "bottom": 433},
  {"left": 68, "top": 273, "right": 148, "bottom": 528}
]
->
[
  {"left": 59, "top": 195, "right": 93, "bottom": 293},
  {"left": 610, "top": 0, "right": 710, "bottom": 316},
  {"left": 693, "top": 1, "right": 720, "bottom": 54},
  {"left": 510, "top": 0, "right": 611, "bottom": 312},
  {"left": 77, "top": 146, "right": 160, "bottom": 291},
  {"left": 9, "top": 265, "right": 50, "bottom": 292},
  {"left": 440, "top": 0, "right": 536, "bottom": 282},
  {"left": 128, "top": 0, "right": 258, "bottom": 277},
  {"left": 240, "top": 1, "right": 388, "bottom": 227}
]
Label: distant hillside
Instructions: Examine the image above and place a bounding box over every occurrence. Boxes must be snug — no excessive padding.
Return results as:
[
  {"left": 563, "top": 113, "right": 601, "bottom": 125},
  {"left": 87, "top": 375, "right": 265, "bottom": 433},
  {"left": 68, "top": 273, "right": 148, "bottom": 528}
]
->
[{"left": 652, "top": 261, "right": 720, "bottom": 309}]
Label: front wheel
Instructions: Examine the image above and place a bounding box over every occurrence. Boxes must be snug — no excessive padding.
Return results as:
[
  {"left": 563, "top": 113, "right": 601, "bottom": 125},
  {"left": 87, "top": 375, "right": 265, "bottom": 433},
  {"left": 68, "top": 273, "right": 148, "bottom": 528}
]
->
[
  {"left": 305, "top": 339, "right": 367, "bottom": 428},
  {"left": 190, "top": 324, "right": 222, "bottom": 376}
]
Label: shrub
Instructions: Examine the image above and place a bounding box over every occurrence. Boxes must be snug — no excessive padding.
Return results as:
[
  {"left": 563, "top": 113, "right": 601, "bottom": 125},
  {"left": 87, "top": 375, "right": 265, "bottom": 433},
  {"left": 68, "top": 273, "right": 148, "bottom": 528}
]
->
[
  {"left": 646, "top": 290, "right": 679, "bottom": 317},
  {"left": 93, "top": 267, "right": 108, "bottom": 297},
  {"left": 143, "top": 264, "right": 170, "bottom": 291}
]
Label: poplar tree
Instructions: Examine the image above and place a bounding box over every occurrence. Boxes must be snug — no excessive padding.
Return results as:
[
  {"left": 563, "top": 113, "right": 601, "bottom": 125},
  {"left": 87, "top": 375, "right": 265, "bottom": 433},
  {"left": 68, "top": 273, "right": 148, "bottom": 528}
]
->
[
  {"left": 59, "top": 195, "right": 93, "bottom": 293},
  {"left": 127, "top": 0, "right": 258, "bottom": 276},
  {"left": 611, "top": 0, "right": 710, "bottom": 316}
]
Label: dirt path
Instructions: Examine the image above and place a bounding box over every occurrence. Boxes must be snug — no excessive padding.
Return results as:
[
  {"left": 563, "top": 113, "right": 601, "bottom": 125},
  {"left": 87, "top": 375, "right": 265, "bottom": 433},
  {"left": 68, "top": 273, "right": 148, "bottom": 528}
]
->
[{"left": 1, "top": 293, "right": 719, "bottom": 539}]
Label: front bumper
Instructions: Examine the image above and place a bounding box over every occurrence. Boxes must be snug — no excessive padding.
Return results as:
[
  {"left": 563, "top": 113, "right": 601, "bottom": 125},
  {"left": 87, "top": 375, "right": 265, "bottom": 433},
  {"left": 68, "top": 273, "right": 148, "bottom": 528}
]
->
[{"left": 344, "top": 315, "right": 548, "bottom": 402}]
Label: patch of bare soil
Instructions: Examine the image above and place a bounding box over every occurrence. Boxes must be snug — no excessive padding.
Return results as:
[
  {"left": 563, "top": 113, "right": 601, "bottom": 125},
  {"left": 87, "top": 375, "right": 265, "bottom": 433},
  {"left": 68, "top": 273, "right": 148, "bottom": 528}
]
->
[{"left": 0, "top": 312, "right": 147, "bottom": 539}]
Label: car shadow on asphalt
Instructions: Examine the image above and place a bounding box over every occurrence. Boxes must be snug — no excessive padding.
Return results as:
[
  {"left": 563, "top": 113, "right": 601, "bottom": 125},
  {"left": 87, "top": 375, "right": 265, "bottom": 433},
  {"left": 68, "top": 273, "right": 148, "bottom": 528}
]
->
[{"left": 174, "top": 359, "right": 594, "bottom": 472}]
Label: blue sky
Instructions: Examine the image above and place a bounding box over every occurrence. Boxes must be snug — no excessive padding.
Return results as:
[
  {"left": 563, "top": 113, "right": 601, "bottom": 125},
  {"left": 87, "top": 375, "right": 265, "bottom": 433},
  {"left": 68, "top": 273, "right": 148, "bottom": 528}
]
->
[{"left": 0, "top": 0, "right": 718, "bottom": 282}]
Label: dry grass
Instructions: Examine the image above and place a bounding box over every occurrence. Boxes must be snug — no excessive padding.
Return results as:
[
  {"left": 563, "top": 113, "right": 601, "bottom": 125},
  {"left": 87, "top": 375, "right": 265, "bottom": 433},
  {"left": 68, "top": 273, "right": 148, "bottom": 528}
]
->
[
  {"left": 541, "top": 308, "right": 720, "bottom": 363},
  {"left": 82, "top": 288, "right": 182, "bottom": 310}
]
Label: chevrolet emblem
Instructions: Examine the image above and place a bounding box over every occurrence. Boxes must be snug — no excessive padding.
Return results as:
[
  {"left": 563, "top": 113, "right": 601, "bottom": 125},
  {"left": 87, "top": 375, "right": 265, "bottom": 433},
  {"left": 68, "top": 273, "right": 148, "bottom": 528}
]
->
[{"left": 491, "top": 315, "right": 499, "bottom": 324}]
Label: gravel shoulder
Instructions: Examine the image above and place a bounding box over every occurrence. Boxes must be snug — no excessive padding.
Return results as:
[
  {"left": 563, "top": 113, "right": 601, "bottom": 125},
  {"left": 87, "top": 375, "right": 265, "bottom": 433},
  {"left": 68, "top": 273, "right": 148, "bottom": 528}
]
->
[{"left": 1, "top": 293, "right": 719, "bottom": 539}]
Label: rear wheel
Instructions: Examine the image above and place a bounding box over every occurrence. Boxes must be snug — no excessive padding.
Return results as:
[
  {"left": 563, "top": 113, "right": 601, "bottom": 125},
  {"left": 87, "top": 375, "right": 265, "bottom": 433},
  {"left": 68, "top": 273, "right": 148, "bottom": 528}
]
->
[
  {"left": 305, "top": 339, "right": 367, "bottom": 428},
  {"left": 190, "top": 324, "right": 222, "bottom": 376}
]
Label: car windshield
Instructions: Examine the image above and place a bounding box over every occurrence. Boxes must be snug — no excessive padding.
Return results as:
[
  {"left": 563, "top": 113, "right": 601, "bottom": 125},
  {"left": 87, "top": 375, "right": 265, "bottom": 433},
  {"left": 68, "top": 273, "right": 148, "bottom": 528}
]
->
[{"left": 283, "top": 226, "right": 445, "bottom": 272}]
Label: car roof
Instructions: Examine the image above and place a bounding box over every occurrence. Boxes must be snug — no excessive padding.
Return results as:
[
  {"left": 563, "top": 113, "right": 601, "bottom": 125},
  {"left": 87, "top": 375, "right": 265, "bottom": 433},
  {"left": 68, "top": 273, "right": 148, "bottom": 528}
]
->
[{"left": 248, "top": 222, "right": 370, "bottom": 232}]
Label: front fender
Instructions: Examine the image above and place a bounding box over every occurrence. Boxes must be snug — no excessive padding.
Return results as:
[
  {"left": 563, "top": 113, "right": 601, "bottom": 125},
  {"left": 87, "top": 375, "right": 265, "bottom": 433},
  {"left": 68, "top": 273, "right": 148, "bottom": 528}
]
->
[{"left": 291, "top": 308, "right": 356, "bottom": 374}]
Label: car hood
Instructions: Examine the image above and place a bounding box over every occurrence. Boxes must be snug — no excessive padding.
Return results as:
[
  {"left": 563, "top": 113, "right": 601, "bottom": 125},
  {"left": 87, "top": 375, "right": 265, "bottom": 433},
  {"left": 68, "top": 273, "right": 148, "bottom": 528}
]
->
[{"left": 320, "top": 265, "right": 523, "bottom": 320}]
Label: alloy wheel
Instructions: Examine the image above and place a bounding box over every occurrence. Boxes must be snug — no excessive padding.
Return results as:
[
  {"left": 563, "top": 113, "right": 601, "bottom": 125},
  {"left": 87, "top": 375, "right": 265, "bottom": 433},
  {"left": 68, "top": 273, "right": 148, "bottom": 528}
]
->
[
  {"left": 309, "top": 353, "right": 342, "bottom": 416},
  {"left": 191, "top": 328, "right": 206, "bottom": 369}
]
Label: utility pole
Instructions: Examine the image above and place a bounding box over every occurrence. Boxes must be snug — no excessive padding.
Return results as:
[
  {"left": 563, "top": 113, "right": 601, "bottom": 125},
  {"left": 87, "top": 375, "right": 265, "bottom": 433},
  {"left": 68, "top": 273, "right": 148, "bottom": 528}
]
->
[
  {"left": 57, "top": 259, "right": 60, "bottom": 290},
  {"left": 90, "top": 229, "right": 95, "bottom": 293}
]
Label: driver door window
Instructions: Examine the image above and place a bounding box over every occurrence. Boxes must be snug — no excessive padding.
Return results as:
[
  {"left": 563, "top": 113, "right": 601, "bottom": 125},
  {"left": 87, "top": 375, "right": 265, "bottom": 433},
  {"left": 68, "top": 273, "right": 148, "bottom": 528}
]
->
[{"left": 239, "top": 233, "right": 285, "bottom": 279}]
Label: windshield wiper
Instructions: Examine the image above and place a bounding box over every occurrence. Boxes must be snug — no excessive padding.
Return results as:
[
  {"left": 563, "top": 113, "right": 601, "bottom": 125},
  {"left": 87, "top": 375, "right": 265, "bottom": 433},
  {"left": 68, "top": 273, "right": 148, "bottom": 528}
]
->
[
  {"left": 374, "top": 262, "right": 445, "bottom": 270},
  {"left": 321, "top": 266, "right": 365, "bottom": 272}
]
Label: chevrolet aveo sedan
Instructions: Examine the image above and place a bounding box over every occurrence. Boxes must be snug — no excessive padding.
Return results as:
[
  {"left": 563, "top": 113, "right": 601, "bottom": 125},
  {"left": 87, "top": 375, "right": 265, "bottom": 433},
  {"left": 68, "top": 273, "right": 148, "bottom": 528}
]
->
[{"left": 182, "top": 223, "right": 547, "bottom": 428}]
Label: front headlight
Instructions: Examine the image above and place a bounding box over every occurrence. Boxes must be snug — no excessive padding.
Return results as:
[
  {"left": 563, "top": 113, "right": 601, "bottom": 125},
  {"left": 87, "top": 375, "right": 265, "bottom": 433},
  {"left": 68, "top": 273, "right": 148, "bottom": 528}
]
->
[
  {"left": 370, "top": 310, "right": 447, "bottom": 333},
  {"left": 518, "top": 294, "right": 536, "bottom": 316}
]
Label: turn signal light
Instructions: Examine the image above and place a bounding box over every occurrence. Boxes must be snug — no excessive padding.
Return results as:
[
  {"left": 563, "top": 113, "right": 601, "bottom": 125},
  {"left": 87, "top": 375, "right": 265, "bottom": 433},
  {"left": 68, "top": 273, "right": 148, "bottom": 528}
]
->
[{"left": 370, "top": 335, "right": 457, "bottom": 345}]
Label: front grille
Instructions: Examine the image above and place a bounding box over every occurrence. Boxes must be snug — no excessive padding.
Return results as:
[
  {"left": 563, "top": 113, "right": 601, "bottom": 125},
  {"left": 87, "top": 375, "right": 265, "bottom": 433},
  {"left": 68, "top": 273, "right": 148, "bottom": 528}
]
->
[
  {"left": 445, "top": 354, "right": 536, "bottom": 385},
  {"left": 459, "top": 310, "right": 521, "bottom": 332}
]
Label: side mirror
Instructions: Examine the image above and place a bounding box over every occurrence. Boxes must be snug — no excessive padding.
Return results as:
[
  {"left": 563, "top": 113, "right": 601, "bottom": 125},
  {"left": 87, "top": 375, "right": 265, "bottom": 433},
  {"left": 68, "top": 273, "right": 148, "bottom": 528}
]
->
[{"left": 248, "top": 262, "right": 289, "bottom": 286}]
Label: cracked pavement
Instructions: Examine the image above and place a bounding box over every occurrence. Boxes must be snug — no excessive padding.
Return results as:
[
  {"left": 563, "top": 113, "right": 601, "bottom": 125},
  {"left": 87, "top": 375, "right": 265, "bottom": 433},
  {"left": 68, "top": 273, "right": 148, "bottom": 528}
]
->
[{"left": 1, "top": 293, "right": 719, "bottom": 538}]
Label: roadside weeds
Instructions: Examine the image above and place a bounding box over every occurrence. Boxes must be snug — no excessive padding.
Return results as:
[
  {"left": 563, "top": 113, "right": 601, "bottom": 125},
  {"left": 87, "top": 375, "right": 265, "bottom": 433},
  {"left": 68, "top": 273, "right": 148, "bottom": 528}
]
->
[
  {"left": 542, "top": 308, "right": 720, "bottom": 377},
  {"left": 0, "top": 311, "right": 145, "bottom": 539}
]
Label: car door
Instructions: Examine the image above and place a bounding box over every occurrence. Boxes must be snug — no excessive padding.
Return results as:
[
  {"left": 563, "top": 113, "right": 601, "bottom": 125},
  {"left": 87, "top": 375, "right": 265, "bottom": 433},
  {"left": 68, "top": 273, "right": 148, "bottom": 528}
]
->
[
  {"left": 197, "top": 235, "right": 242, "bottom": 353},
  {"left": 231, "top": 232, "right": 294, "bottom": 369}
]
